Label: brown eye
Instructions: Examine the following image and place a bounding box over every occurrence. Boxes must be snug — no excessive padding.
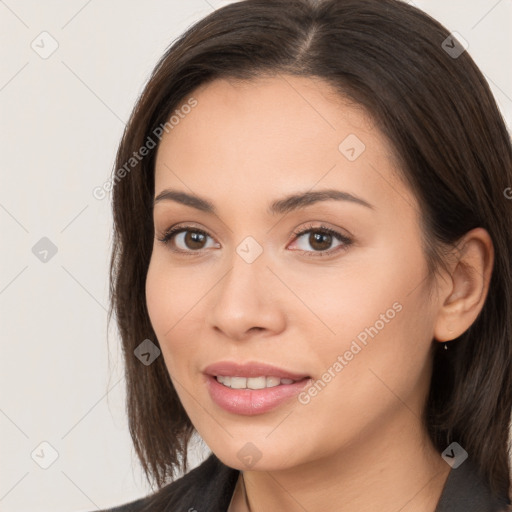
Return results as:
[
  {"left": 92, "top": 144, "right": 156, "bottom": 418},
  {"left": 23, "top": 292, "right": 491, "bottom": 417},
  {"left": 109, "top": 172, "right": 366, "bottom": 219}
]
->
[
  {"left": 183, "top": 231, "right": 207, "bottom": 250},
  {"left": 289, "top": 224, "right": 353, "bottom": 257},
  {"left": 308, "top": 232, "right": 333, "bottom": 251},
  {"left": 157, "top": 226, "right": 219, "bottom": 253}
]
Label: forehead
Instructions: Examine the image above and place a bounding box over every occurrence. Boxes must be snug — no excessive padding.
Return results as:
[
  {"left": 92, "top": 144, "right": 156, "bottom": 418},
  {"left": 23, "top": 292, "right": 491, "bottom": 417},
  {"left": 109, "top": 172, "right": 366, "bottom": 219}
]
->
[
  {"left": 157, "top": 75, "right": 379, "bottom": 156},
  {"left": 153, "top": 75, "right": 416, "bottom": 220},
  {"left": 157, "top": 74, "right": 378, "bottom": 150}
]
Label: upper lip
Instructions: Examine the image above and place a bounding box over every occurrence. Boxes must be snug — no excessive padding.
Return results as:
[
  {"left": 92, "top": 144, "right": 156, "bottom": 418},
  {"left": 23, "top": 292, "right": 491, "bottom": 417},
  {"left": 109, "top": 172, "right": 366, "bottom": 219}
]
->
[{"left": 203, "top": 361, "right": 310, "bottom": 380}]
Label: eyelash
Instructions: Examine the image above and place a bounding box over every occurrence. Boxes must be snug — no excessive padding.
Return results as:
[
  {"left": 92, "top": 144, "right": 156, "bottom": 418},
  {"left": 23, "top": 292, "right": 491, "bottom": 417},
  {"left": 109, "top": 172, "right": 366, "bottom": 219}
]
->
[{"left": 156, "top": 223, "right": 353, "bottom": 258}]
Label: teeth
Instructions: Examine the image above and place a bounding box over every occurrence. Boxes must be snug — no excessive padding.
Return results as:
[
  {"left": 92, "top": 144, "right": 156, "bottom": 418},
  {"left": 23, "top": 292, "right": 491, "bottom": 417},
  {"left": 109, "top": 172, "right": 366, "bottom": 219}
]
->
[
  {"left": 215, "top": 375, "right": 298, "bottom": 389},
  {"left": 247, "top": 377, "right": 266, "bottom": 389},
  {"left": 266, "top": 376, "right": 281, "bottom": 388},
  {"left": 217, "top": 375, "right": 231, "bottom": 387},
  {"left": 230, "top": 377, "right": 247, "bottom": 389}
]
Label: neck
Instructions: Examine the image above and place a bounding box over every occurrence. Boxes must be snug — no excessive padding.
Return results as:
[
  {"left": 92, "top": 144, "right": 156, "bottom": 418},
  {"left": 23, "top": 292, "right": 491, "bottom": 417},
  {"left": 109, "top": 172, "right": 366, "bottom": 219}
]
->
[{"left": 239, "top": 411, "right": 451, "bottom": 512}]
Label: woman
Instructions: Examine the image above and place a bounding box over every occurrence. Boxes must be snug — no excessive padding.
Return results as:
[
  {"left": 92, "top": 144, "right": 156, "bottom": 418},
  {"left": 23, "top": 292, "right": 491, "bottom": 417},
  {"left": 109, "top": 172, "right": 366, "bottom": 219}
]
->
[{"left": 98, "top": 0, "right": 512, "bottom": 510}]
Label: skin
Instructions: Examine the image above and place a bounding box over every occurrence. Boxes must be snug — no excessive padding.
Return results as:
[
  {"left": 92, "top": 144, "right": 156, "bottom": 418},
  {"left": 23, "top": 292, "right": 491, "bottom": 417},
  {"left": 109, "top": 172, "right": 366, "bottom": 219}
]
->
[{"left": 145, "top": 75, "right": 494, "bottom": 512}]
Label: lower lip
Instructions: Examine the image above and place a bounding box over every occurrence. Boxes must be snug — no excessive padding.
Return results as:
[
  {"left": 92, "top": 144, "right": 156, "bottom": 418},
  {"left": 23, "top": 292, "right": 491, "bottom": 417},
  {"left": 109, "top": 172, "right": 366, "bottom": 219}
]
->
[{"left": 205, "top": 375, "right": 311, "bottom": 415}]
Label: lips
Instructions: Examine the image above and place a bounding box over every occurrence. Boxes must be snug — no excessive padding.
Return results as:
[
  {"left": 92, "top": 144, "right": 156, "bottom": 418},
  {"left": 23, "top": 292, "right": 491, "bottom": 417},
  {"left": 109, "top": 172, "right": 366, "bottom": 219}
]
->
[
  {"left": 203, "top": 361, "right": 310, "bottom": 381},
  {"left": 203, "top": 361, "right": 312, "bottom": 415}
]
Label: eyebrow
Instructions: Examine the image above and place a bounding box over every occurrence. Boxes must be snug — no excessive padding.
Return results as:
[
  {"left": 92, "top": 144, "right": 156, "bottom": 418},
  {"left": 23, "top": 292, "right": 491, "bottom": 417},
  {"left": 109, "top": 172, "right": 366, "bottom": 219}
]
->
[{"left": 153, "top": 188, "right": 374, "bottom": 215}]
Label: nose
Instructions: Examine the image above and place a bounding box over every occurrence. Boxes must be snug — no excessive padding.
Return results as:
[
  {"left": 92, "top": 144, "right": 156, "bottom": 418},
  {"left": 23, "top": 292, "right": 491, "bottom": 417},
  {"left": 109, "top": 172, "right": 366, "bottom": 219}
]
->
[{"left": 206, "top": 247, "right": 286, "bottom": 341}]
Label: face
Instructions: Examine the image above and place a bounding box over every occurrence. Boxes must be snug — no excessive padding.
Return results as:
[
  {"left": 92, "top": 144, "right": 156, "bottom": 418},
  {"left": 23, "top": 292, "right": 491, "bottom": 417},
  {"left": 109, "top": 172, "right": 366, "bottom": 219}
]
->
[{"left": 146, "top": 75, "right": 440, "bottom": 471}]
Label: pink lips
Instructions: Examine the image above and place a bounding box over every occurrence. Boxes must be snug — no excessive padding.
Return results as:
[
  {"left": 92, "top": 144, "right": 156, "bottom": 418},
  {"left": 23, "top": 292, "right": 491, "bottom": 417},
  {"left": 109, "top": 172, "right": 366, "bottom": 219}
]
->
[
  {"left": 203, "top": 361, "right": 311, "bottom": 416},
  {"left": 203, "top": 361, "right": 310, "bottom": 380}
]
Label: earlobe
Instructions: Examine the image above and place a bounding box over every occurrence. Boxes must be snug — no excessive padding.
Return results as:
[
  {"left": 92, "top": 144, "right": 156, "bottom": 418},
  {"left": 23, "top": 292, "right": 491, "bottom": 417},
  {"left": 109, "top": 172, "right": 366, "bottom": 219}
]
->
[{"left": 433, "top": 227, "right": 494, "bottom": 344}]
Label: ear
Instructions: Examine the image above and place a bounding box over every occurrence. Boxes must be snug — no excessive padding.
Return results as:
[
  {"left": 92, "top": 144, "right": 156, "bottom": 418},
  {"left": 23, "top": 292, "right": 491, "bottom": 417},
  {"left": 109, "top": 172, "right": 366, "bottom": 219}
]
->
[{"left": 433, "top": 227, "right": 494, "bottom": 343}]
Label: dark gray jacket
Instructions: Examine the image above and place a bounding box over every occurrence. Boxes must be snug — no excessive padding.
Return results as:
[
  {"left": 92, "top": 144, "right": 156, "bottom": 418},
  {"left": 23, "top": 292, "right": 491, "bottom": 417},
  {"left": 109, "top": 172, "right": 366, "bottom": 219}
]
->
[{"left": 92, "top": 454, "right": 511, "bottom": 512}]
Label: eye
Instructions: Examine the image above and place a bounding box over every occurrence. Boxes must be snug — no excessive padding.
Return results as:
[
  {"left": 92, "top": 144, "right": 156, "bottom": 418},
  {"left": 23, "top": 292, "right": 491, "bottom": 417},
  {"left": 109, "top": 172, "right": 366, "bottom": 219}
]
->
[
  {"left": 288, "top": 223, "right": 353, "bottom": 257},
  {"left": 156, "top": 225, "right": 219, "bottom": 254},
  {"left": 156, "top": 222, "right": 353, "bottom": 258}
]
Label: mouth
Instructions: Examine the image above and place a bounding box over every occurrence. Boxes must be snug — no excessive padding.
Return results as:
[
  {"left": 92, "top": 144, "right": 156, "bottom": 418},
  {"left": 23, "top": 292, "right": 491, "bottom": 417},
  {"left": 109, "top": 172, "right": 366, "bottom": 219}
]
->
[
  {"left": 203, "top": 361, "right": 312, "bottom": 415},
  {"left": 215, "top": 375, "right": 307, "bottom": 389}
]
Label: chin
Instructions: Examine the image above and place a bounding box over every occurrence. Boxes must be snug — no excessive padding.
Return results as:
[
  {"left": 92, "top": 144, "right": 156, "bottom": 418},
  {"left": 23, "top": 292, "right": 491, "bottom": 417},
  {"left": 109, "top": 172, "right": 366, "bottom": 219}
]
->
[{"left": 203, "top": 435, "right": 306, "bottom": 472}]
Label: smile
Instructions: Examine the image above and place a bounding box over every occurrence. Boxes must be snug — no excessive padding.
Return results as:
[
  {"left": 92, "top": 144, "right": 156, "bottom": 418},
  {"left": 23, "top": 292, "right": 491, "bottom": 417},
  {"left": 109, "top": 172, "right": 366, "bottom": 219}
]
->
[{"left": 215, "top": 375, "right": 300, "bottom": 389}]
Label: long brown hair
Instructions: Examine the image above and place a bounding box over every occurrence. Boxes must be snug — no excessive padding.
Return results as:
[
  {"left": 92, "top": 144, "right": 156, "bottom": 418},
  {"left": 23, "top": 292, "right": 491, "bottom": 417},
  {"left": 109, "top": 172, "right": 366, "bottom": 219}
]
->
[{"left": 108, "top": 0, "right": 512, "bottom": 500}]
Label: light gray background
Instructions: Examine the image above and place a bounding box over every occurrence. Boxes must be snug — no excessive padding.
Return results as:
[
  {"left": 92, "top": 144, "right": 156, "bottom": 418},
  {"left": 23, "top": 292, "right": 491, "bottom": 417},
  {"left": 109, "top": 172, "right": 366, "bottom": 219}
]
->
[{"left": 1, "top": 1, "right": 511, "bottom": 511}]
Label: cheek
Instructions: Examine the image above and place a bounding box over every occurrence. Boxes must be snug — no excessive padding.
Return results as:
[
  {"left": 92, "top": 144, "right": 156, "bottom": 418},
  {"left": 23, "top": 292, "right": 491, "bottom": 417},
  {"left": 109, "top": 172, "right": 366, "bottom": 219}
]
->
[
  {"left": 145, "top": 254, "right": 207, "bottom": 374},
  {"left": 318, "top": 288, "right": 434, "bottom": 422},
  {"left": 291, "top": 303, "right": 433, "bottom": 457},
  {"left": 146, "top": 254, "right": 198, "bottom": 333},
  {"left": 307, "top": 246, "right": 434, "bottom": 407},
  {"left": 145, "top": 257, "right": 184, "bottom": 367},
  {"left": 145, "top": 257, "right": 168, "bottom": 334}
]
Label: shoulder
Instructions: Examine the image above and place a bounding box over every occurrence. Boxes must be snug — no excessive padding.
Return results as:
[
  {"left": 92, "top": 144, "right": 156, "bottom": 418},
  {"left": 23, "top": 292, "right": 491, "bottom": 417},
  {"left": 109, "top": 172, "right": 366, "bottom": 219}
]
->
[
  {"left": 435, "top": 458, "right": 511, "bottom": 512},
  {"left": 89, "top": 453, "right": 240, "bottom": 512}
]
